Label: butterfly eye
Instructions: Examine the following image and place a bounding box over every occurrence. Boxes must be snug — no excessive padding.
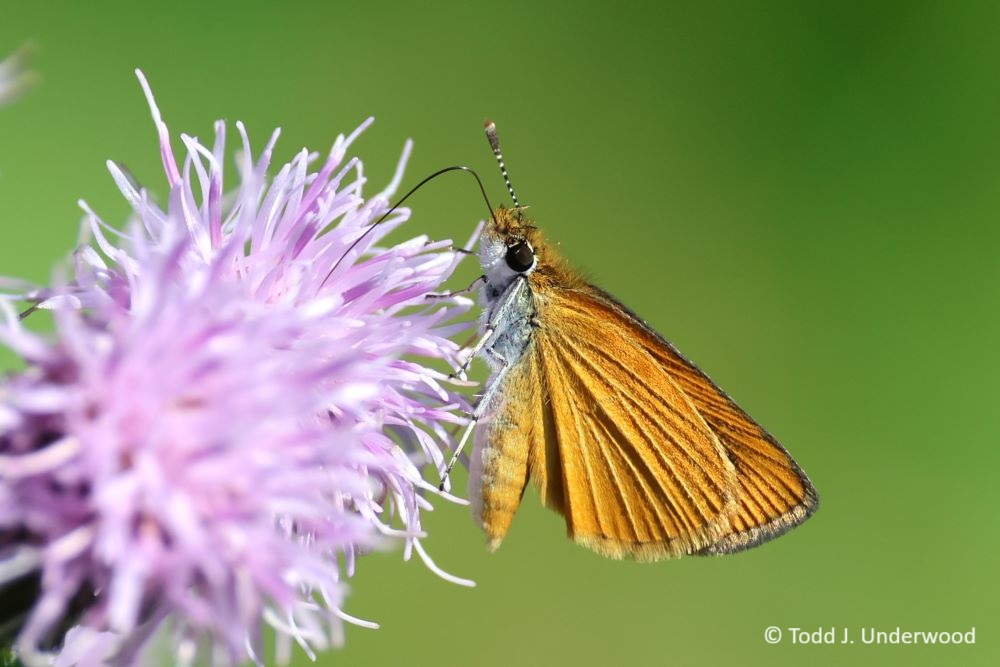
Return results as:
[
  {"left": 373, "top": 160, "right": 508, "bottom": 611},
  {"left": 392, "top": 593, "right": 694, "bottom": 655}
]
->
[{"left": 505, "top": 242, "right": 535, "bottom": 273}]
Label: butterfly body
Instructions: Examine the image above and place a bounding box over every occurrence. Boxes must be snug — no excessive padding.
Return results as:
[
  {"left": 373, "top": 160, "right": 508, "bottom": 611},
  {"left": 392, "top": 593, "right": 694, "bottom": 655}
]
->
[{"left": 467, "top": 206, "right": 818, "bottom": 560}]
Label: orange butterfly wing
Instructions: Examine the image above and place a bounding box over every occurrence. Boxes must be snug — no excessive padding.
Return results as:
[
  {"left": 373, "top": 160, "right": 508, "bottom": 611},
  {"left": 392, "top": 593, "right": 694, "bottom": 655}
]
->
[
  {"left": 469, "top": 281, "right": 817, "bottom": 559},
  {"left": 527, "top": 287, "right": 742, "bottom": 560},
  {"left": 579, "top": 286, "right": 819, "bottom": 554}
]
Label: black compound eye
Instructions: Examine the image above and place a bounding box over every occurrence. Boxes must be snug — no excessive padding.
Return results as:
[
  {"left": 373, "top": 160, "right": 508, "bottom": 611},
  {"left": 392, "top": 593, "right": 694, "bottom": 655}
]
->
[{"left": 505, "top": 242, "right": 535, "bottom": 272}]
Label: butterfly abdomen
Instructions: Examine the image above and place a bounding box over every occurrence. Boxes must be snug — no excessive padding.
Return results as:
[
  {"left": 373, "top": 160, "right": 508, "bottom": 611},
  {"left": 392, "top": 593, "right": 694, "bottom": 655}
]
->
[
  {"left": 469, "top": 342, "right": 550, "bottom": 550},
  {"left": 469, "top": 403, "right": 531, "bottom": 550}
]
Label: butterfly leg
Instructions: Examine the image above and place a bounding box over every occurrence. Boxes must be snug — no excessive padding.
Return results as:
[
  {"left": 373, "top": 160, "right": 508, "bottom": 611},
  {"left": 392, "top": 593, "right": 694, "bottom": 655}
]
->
[
  {"left": 438, "top": 277, "right": 529, "bottom": 488},
  {"left": 425, "top": 274, "right": 486, "bottom": 301},
  {"left": 451, "top": 275, "right": 529, "bottom": 378},
  {"left": 438, "top": 348, "right": 509, "bottom": 491},
  {"left": 449, "top": 328, "right": 494, "bottom": 381},
  {"left": 438, "top": 352, "right": 511, "bottom": 490},
  {"left": 449, "top": 306, "right": 514, "bottom": 380},
  {"left": 423, "top": 241, "right": 475, "bottom": 255},
  {"left": 18, "top": 302, "right": 40, "bottom": 320}
]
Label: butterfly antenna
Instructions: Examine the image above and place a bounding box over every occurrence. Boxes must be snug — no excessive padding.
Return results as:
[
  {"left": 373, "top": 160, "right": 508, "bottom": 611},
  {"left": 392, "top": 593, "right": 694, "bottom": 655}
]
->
[
  {"left": 320, "top": 165, "right": 496, "bottom": 289},
  {"left": 485, "top": 120, "right": 521, "bottom": 210}
]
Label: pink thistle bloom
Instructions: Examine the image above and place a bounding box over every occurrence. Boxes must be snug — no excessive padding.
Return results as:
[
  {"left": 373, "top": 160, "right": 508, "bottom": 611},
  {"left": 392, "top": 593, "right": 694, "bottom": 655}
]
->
[{"left": 0, "top": 71, "right": 475, "bottom": 665}]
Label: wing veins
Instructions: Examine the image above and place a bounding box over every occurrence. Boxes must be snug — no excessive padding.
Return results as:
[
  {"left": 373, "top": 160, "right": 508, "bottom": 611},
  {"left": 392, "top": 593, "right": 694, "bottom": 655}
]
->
[
  {"left": 558, "top": 332, "right": 727, "bottom": 520},
  {"left": 582, "top": 412, "right": 650, "bottom": 540},
  {"left": 566, "top": 331, "right": 731, "bottom": 492},
  {"left": 548, "top": 333, "right": 716, "bottom": 535},
  {"left": 541, "top": 350, "right": 608, "bottom": 536}
]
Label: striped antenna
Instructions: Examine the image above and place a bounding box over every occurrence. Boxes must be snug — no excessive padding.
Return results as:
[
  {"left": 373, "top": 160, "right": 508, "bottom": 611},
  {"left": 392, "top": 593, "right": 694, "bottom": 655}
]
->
[{"left": 484, "top": 120, "right": 520, "bottom": 208}]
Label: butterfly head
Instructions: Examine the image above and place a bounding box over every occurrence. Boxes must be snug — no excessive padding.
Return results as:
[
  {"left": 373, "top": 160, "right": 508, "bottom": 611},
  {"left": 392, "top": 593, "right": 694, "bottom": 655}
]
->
[
  {"left": 479, "top": 206, "right": 543, "bottom": 291},
  {"left": 479, "top": 121, "right": 579, "bottom": 293}
]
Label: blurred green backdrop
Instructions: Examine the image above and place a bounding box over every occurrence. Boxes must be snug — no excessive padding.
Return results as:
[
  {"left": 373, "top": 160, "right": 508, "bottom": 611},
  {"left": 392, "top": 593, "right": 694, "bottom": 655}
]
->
[{"left": 2, "top": 1, "right": 998, "bottom": 666}]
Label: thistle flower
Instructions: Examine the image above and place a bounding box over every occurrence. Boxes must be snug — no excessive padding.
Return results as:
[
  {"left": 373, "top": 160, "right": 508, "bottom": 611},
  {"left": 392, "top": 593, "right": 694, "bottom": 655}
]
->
[{"left": 0, "top": 71, "right": 475, "bottom": 665}]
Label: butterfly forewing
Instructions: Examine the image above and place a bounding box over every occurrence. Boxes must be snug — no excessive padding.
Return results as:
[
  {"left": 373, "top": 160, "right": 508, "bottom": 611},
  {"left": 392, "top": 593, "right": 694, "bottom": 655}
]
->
[
  {"left": 526, "top": 287, "right": 741, "bottom": 560},
  {"left": 585, "top": 286, "right": 819, "bottom": 554},
  {"left": 646, "top": 332, "right": 819, "bottom": 554}
]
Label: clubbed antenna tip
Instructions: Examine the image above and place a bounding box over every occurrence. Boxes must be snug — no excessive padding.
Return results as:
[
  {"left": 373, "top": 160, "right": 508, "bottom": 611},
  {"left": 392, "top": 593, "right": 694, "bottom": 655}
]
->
[{"left": 484, "top": 120, "right": 519, "bottom": 208}]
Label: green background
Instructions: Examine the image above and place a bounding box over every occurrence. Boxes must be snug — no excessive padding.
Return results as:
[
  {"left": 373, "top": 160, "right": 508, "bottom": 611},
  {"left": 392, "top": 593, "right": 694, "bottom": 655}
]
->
[{"left": 2, "top": 1, "right": 997, "bottom": 666}]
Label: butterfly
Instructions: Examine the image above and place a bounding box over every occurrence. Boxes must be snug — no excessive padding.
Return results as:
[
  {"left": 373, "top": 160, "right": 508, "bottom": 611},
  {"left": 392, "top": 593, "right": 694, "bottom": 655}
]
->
[{"left": 443, "top": 122, "right": 818, "bottom": 560}]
